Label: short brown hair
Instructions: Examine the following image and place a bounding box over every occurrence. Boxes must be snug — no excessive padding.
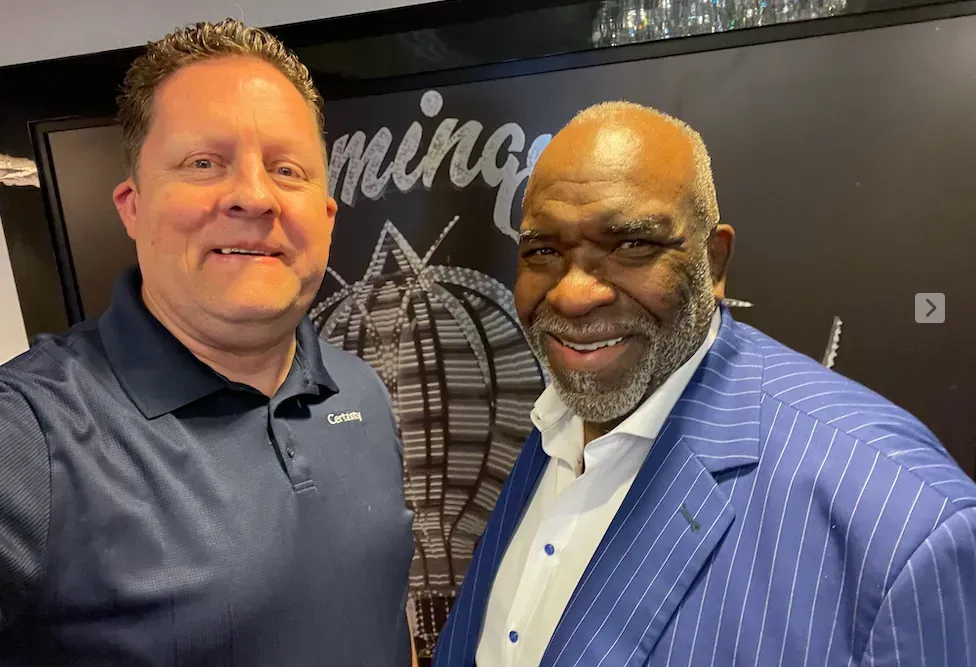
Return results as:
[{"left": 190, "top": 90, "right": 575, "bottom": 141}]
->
[{"left": 117, "top": 18, "right": 324, "bottom": 177}]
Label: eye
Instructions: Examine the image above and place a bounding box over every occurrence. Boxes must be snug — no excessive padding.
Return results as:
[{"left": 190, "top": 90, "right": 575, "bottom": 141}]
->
[
  {"left": 615, "top": 239, "right": 652, "bottom": 251},
  {"left": 191, "top": 158, "right": 214, "bottom": 169},
  {"left": 521, "top": 247, "right": 559, "bottom": 259},
  {"left": 273, "top": 163, "right": 305, "bottom": 179}
]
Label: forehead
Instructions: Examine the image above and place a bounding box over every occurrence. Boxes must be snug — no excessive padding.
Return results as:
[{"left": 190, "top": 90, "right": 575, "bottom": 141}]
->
[
  {"left": 523, "top": 118, "right": 696, "bottom": 234},
  {"left": 150, "top": 57, "right": 319, "bottom": 142}
]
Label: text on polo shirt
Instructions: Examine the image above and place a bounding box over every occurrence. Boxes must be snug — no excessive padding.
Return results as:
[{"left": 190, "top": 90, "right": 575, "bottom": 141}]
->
[{"left": 328, "top": 411, "right": 363, "bottom": 425}]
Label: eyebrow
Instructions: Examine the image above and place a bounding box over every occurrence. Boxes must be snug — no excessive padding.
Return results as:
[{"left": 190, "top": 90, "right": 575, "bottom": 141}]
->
[
  {"left": 518, "top": 214, "right": 676, "bottom": 244},
  {"left": 518, "top": 228, "right": 551, "bottom": 243},
  {"left": 604, "top": 215, "right": 674, "bottom": 236}
]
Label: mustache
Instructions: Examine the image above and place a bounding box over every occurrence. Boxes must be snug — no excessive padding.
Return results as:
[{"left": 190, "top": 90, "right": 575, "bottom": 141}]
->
[{"left": 526, "top": 305, "right": 659, "bottom": 340}]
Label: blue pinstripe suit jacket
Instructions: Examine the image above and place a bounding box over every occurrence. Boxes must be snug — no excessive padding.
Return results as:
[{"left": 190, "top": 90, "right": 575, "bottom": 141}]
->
[{"left": 433, "top": 308, "right": 976, "bottom": 667}]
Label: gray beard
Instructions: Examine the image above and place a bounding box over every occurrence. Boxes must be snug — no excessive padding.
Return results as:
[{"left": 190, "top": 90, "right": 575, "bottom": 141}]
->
[{"left": 524, "top": 258, "right": 716, "bottom": 425}]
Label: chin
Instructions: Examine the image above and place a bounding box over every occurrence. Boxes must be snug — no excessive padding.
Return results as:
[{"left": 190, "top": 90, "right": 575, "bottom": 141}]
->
[
  {"left": 548, "top": 364, "right": 620, "bottom": 394},
  {"left": 210, "top": 281, "right": 310, "bottom": 319},
  {"left": 208, "top": 299, "right": 300, "bottom": 325}
]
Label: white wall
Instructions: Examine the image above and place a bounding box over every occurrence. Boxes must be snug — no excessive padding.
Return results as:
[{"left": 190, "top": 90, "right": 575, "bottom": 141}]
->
[
  {"left": 0, "top": 211, "right": 29, "bottom": 363},
  {"left": 0, "top": 0, "right": 440, "bottom": 363},
  {"left": 0, "top": 0, "right": 441, "bottom": 68}
]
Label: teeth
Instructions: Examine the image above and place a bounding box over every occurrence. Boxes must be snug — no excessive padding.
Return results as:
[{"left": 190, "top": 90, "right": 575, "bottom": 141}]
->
[
  {"left": 560, "top": 336, "right": 625, "bottom": 352},
  {"left": 219, "top": 248, "right": 269, "bottom": 256}
]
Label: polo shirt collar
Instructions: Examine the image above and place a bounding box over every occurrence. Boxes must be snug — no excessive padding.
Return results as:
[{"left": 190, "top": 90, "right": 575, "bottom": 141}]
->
[
  {"left": 99, "top": 266, "right": 336, "bottom": 419},
  {"left": 294, "top": 314, "right": 338, "bottom": 394}
]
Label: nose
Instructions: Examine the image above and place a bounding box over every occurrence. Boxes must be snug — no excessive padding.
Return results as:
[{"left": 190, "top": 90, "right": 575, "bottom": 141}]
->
[
  {"left": 546, "top": 264, "right": 616, "bottom": 318},
  {"left": 220, "top": 157, "right": 280, "bottom": 219}
]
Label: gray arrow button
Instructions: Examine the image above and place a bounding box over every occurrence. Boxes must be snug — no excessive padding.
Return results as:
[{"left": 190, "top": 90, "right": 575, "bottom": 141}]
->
[{"left": 915, "top": 293, "right": 945, "bottom": 324}]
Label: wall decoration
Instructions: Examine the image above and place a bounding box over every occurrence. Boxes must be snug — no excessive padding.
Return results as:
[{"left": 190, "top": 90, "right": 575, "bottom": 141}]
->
[
  {"left": 0, "top": 155, "right": 39, "bottom": 188},
  {"left": 313, "top": 215, "right": 546, "bottom": 652},
  {"left": 821, "top": 316, "right": 843, "bottom": 369},
  {"left": 9, "top": 11, "right": 975, "bottom": 660}
]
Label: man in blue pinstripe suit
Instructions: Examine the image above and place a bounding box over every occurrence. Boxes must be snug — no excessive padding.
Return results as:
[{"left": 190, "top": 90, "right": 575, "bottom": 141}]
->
[{"left": 434, "top": 101, "right": 976, "bottom": 666}]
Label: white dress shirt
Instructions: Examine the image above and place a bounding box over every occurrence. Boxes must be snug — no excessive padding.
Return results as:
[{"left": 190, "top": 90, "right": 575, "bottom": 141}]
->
[{"left": 475, "top": 309, "right": 720, "bottom": 667}]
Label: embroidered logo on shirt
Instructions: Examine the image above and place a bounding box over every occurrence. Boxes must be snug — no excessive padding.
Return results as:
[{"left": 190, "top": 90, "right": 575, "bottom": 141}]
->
[
  {"left": 679, "top": 504, "right": 702, "bottom": 532},
  {"left": 328, "top": 411, "right": 363, "bottom": 425}
]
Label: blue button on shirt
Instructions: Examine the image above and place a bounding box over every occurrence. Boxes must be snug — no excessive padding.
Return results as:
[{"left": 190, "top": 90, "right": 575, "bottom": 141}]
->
[{"left": 0, "top": 267, "right": 415, "bottom": 666}]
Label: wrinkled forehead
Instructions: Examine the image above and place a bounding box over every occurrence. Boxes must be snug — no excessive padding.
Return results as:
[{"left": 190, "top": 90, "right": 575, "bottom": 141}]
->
[{"left": 523, "top": 119, "right": 697, "bottom": 231}]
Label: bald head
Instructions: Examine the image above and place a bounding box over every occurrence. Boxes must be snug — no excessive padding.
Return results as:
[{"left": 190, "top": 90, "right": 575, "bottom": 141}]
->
[
  {"left": 524, "top": 101, "right": 719, "bottom": 236},
  {"left": 514, "top": 101, "right": 734, "bottom": 429}
]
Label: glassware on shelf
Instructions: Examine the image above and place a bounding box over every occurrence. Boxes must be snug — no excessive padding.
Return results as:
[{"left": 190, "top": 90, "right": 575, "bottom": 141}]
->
[{"left": 591, "top": 0, "right": 850, "bottom": 47}]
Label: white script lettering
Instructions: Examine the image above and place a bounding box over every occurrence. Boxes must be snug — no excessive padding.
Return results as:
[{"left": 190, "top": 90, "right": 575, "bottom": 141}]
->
[{"left": 328, "top": 90, "right": 552, "bottom": 242}]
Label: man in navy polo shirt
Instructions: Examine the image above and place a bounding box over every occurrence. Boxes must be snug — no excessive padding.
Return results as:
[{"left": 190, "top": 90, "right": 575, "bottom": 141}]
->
[{"left": 0, "top": 19, "right": 415, "bottom": 666}]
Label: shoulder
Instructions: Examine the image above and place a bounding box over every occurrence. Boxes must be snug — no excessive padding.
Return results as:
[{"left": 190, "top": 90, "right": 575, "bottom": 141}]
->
[
  {"left": 0, "top": 354, "right": 58, "bottom": 630},
  {"left": 316, "top": 339, "right": 390, "bottom": 402},
  {"left": 315, "top": 341, "right": 399, "bottom": 453},
  {"left": 725, "top": 320, "right": 976, "bottom": 625},
  {"left": 731, "top": 317, "right": 974, "bottom": 514},
  {"left": 0, "top": 320, "right": 113, "bottom": 415},
  {"left": 0, "top": 371, "right": 48, "bottom": 464},
  {"left": 0, "top": 322, "right": 106, "bottom": 509}
]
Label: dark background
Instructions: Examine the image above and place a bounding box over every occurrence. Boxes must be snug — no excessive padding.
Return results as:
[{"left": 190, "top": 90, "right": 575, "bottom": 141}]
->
[
  {"left": 243, "top": 11, "right": 976, "bottom": 477},
  {"left": 16, "top": 9, "right": 976, "bottom": 474}
]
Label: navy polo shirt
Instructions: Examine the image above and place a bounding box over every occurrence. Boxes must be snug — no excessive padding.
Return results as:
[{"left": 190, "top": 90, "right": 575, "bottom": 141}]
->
[{"left": 0, "top": 267, "right": 415, "bottom": 666}]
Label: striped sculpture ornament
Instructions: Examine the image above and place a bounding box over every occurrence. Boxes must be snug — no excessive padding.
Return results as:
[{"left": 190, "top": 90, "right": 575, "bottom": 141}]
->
[{"left": 311, "top": 216, "right": 547, "bottom": 657}]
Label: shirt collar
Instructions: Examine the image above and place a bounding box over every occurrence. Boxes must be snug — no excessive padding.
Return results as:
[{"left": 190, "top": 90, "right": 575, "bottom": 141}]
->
[
  {"left": 99, "top": 266, "right": 337, "bottom": 419},
  {"left": 530, "top": 307, "right": 721, "bottom": 448},
  {"left": 293, "top": 314, "right": 339, "bottom": 394}
]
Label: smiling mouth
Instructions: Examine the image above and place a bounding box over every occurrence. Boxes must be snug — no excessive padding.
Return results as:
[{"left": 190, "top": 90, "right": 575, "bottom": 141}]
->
[
  {"left": 213, "top": 248, "right": 281, "bottom": 257},
  {"left": 553, "top": 335, "right": 627, "bottom": 352}
]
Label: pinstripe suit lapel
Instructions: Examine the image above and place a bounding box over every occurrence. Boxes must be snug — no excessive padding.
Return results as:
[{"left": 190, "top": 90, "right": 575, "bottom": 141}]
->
[
  {"left": 434, "top": 430, "right": 548, "bottom": 667},
  {"left": 542, "top": 309, "right": 763, "bottom": 667}
]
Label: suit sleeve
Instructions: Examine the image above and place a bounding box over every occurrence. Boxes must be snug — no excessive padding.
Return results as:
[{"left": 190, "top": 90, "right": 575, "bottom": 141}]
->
[
  {"left": 0, "top": 384, "right": 51, "bottom": 633},
  {"left": 861, "top": 506, "right": 976, "bottom": 666}
]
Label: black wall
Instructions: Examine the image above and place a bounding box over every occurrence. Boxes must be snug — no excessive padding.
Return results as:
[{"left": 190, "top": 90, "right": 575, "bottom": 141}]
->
[
  {"left": 13, "top": 10, "right": 975, "bottom": 474},
  {"left": 322, "top": 13, "right": 976, "bottom": 473}
]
